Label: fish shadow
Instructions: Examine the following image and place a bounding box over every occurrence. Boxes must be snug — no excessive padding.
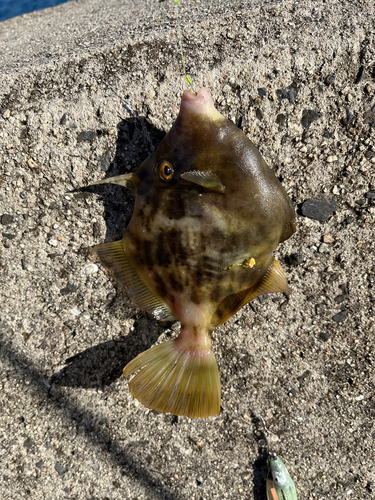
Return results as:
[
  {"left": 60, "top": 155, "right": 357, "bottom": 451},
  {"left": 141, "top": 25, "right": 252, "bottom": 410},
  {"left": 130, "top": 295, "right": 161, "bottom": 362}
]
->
[
  {"left": 55, "top": 113, "right": 171, "bottom": 389},
  {"left": 52, "top": 313, "right": 172, "bottom": 389},
  {"left": 80, "top": 112, "right": 167, "bottom": 242}
]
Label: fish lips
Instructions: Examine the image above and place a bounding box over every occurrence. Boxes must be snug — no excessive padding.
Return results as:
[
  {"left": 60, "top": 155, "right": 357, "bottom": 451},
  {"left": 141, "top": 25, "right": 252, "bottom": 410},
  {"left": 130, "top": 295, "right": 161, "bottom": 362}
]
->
[{"left": 179, "top": 87, "right": 223, "bottom": 122}]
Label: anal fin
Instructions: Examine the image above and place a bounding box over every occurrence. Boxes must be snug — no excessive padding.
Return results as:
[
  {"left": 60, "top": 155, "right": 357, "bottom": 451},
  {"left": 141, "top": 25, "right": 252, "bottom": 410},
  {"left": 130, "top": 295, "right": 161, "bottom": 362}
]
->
[
  {"left": 212, "top": 258, "right": 289, "bottom": 326},
  {"left": 92, "top": 240, "right": 176, "bottom": 321},
  {"left": 248, "top": 257, "right": 289, "bottom": 299}
]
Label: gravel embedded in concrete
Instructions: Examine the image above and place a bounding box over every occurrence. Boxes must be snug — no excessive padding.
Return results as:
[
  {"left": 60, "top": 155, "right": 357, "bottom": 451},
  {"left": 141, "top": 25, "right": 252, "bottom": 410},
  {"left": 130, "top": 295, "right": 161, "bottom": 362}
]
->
[{"left": 0, "top": 1, "right": 374, "bottom": 499}]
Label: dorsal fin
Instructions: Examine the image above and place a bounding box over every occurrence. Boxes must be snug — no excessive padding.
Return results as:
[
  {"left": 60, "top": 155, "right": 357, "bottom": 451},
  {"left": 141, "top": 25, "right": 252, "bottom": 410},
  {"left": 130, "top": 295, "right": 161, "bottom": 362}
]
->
[
  {"left": 180, "top": 170, "right": 225, "bottom": 193},
  {"left": 91, "top": 240, "right": 176, "bottom": 321},
  {"left": 89, "top": 173, "right": 136, "bottom": 194},
  {"left": 212, "top": 258, "right": 289, "bottom": 327}
]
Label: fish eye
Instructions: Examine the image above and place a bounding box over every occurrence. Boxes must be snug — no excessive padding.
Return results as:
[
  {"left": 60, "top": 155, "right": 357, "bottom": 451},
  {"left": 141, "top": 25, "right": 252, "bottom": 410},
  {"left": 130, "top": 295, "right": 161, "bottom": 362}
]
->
[{"left": 158, "top": 161, "right": 174, "bottom": 181}]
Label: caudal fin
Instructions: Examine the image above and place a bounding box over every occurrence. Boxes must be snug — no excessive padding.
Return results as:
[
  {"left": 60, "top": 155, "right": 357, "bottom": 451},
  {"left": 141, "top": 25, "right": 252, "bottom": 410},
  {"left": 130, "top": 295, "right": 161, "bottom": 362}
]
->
[{"left": 123, "top": 339, "right": 221, "bottom": 418}]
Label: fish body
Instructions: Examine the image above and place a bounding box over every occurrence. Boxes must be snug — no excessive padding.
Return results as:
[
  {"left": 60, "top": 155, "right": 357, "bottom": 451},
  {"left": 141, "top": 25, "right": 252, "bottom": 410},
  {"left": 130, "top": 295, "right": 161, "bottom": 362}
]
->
[{"left": 91, "top": 87, "right": 295, "bottom": 418}]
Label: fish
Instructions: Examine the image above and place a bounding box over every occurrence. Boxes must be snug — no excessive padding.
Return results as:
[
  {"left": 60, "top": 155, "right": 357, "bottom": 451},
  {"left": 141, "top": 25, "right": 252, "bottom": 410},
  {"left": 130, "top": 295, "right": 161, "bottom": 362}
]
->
[{"left": 90, "top": 87, "right": 295, "bottom": 418}]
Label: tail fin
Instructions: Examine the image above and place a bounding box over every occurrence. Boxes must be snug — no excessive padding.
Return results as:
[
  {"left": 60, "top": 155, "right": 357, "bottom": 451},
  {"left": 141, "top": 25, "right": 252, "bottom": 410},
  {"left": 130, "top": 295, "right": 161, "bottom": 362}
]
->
[{"left": 123, "top": 339, "right": 221, "bottom": 418}]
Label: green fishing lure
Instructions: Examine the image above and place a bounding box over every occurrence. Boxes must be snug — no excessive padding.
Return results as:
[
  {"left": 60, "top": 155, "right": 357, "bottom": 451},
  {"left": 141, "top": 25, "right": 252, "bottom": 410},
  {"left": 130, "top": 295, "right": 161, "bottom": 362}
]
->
[{"left": 260, "top": 416, "right": 298, "bottom": 500}]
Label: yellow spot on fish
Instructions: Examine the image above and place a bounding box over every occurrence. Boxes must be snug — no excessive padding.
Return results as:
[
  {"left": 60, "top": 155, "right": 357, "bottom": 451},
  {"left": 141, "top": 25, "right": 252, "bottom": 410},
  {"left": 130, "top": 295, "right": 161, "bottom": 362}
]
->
[{"left": 242, "top": 257, "right": 256, "bottom": 268}]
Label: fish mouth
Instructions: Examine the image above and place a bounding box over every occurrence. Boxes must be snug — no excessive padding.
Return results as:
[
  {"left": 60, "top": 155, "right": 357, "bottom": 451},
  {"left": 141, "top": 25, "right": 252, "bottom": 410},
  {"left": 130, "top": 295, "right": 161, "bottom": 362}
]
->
[
  {"left": 179, "top": 87, "right": 223, "bottom": 121},
  {"left": 181, "top": 87, "right": 211, "bottom": 106}
]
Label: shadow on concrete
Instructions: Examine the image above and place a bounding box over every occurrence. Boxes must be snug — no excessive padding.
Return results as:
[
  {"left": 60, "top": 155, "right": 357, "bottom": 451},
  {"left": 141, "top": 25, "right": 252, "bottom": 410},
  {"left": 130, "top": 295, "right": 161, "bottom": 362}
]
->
[
  {"left": 51, "top": 314, "right": 172, "bottom": 389},
  {"left": 56, "top": 111, "right": 175, "bottom": 389},
  {"left": 251, "top": 414, "right": 269, "bottom": 500},
  {"left": 79, "top": 109, "right": 167, "bottom": 244},
  {"left": 0, "top": 323, "right": 182, "bottom": 500},
  {"left": 1, "top": 113, "right": 181, "bottom": 498}
]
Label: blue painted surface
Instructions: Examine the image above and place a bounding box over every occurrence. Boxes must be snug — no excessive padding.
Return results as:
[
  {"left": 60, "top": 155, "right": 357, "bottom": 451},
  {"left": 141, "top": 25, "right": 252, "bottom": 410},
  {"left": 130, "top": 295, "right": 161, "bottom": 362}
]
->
[{"left": 0, "top": 0, "right": 71, "bottom": 22}]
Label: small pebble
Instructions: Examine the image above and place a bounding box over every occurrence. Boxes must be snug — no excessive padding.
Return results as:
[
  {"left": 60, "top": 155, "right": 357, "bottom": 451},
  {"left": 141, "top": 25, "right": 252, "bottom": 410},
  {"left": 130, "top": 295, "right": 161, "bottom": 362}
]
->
[
  {"left": 276, "top": 113, "right": 287, "bottom": 126},
  {"left": 60, "top": 283, "right": 78, "bottom": 296},
  {"left": 1, "top": 214, "right": 14, "bottom": 225},
  {"left": 334, "top": 295, "right": 346, "bottom": 304},
  {"left": 344, "top": 108, "right": 355, "bottom": 125},
  {"left": 21, "top": 259, "right": 31, "bottom": 271},
  {"left": 355, "top": 65, "right": 365, "bottom": 84},
  {"left": 365, "top": 191, "right": 375, "bottom": 200},
  {"left": 319, "top": 243, "right": 330, "bottom": 253},
  {"left": 301, "top": 109, "right": 320, "bottom": 128},
  {"left": 342, "top": 217, "right": 353, "bottom": 226},
  {"left": 258, "top": 88, "right": 267, "bottom": 98},
  {"left": 319, "top": 331, "right": 331, "bottom": 342},
  {"left": 2, "top": 109, "right": 10, "bottom": 119},
  {"left": 27, "top": 158, "right": 38, "bottom": 169},
  {"left": 83, "top": 264, "right": 98, "bottom": 275},
  {"left": 78, "top": 130, "right": 96, "bottom": 142},
  {"left": 301, "top": 199, "right": 337, "bottom": 221},
  {"left": 2, "top": 233, "right": 16, "bottom": 240},
  {"left": 276, "top": 82, "right": 298, "bottom": 102},
  {"left": 323, "top": 234, "right": 334, "bottom": 243},
  {"left": 327, "top": 155, "right": 338, "bottom": 163},
  {"left": 332, "top": 310, "right": 348, "bottom": 323},
  {"left": 54, "top": 463, "right": 67, "bottom": 476},
  {"left": 287, "top": 253, "right": 304, "bottom": 266},
  {"left": 70, "top": 307, "right": 81, "bottom": 316},
  {"left": 364, "top": 84, "right": 371, "bottom": 94},
  {"left": 48, "top": 239, "right": 58, "bottom": 247}
]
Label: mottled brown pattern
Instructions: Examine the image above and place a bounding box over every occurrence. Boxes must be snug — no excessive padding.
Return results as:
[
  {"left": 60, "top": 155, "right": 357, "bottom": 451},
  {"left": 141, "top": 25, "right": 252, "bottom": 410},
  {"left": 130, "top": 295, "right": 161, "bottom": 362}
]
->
[{"left": 120, "top": 92, "right": 294, "bottom": 327}]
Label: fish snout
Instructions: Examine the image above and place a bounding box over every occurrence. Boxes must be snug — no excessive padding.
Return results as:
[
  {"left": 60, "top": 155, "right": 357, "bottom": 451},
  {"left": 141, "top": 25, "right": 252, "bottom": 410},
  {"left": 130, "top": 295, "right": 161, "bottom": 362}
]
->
[{"left": 180, "top": 87, "right": 223, "bottom": 121}]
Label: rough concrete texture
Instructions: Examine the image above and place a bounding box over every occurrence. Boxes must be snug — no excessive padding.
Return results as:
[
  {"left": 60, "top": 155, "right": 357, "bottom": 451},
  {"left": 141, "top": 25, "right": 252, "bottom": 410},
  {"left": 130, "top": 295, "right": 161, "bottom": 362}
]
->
[{"left": 0, "top": 0, "right": 374, "bottom": 498}]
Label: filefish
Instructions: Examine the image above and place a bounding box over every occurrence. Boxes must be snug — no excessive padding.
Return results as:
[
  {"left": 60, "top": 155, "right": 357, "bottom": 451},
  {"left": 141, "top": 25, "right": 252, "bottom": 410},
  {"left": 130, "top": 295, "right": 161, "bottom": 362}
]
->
[{"left": 90, "top": 87, "right": 295, "bottom": 418}]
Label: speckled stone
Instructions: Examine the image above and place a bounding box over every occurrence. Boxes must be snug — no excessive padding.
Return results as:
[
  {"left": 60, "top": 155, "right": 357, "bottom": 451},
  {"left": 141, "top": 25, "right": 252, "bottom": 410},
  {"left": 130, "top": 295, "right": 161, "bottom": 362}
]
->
[
  {"left": 1, "top": 214, "right": 14, "bottom": 225},
  {"left": 332, "top": 310, "right": 348, "bottom": 323},
  {"left": 301, "top": 199, "right": 337, "bottom": 221}
]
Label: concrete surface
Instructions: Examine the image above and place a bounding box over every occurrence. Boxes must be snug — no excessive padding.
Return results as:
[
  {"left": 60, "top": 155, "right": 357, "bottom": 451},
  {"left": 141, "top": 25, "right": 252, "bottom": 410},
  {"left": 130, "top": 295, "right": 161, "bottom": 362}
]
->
[{"left": 0, "top": 0, "right": 374, "bottom": 498}]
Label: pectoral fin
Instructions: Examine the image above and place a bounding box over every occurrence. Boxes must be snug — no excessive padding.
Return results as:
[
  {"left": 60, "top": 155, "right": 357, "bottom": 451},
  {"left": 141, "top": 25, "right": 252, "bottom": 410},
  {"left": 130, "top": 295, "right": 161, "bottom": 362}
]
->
[
  {"left": 92, "top": 240, "right": 176, "bottom": 321},
  {"left": 181, "top": 170, "right": 225, "bottom": 193},
  {"left": 89, "top": 173, "right": 136, "bottom": 194}
]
